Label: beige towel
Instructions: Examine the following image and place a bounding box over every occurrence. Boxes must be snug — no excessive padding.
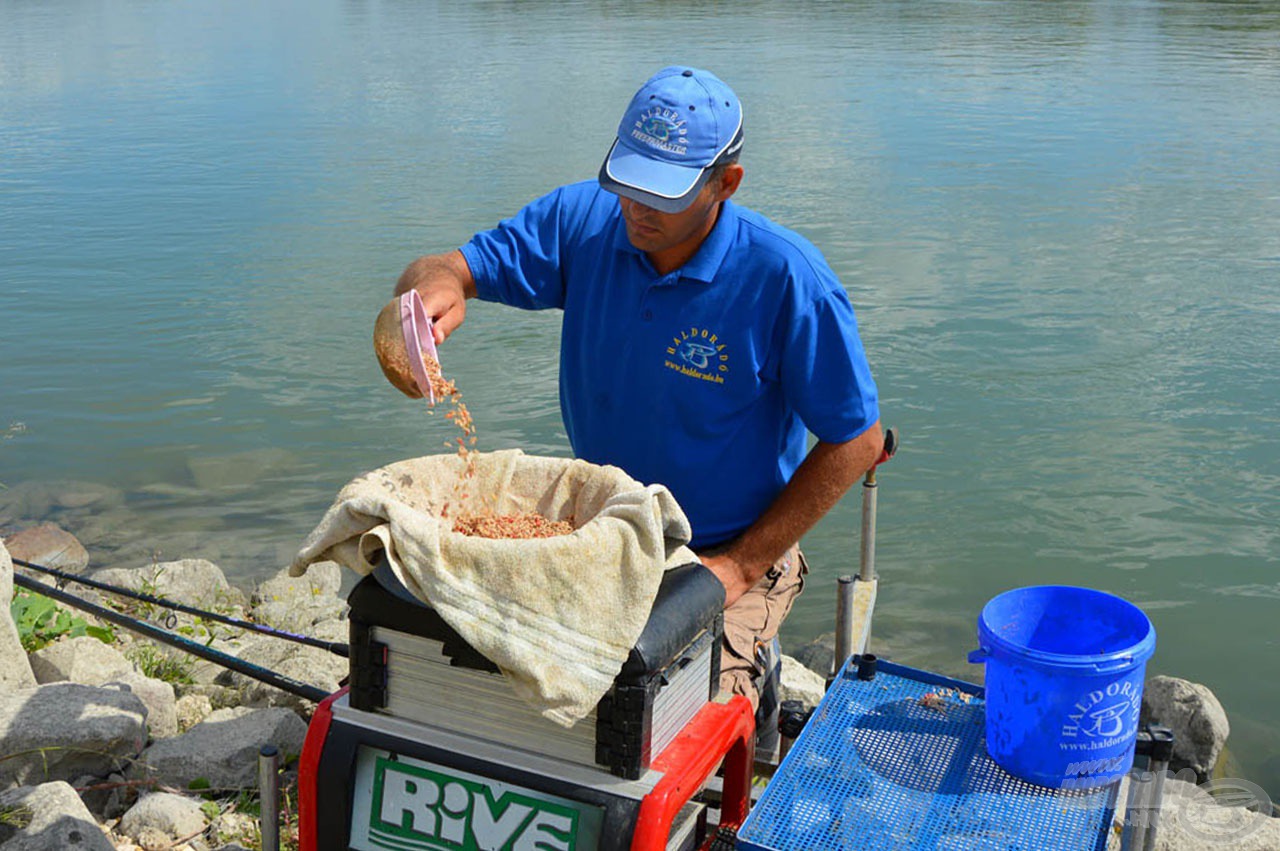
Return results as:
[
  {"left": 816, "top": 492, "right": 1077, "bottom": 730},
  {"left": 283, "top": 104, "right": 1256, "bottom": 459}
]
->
[{"left": 290, "top": 449, "right": 696, "bottom": 727}]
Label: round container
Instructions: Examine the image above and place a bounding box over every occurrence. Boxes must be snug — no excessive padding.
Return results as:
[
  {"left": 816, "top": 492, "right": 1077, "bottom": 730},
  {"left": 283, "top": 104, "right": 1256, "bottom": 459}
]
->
[{"left": 968, "top": 585, "right": 1156, "bottom": 789}]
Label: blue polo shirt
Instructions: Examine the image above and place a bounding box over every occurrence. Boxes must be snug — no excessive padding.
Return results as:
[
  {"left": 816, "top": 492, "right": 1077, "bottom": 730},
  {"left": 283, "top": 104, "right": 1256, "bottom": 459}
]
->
[{"left": 461, "top": 181, "right": 878, "bottom": 549}]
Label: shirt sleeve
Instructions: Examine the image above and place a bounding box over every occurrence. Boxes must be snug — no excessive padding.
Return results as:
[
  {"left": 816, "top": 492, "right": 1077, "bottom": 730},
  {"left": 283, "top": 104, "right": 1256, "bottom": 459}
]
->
[
  {"left": 780, "top": 287, "right": 880, "bottom": 444},
  {"left": 460, "top": 187, "right": 568, "bottom": 310}
]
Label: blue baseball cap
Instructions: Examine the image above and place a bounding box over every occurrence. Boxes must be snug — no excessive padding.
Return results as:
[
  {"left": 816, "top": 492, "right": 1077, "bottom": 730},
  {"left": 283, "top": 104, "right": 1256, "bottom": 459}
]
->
[{"left": 598, "top": 66, "right": 744, "bottom": 213}]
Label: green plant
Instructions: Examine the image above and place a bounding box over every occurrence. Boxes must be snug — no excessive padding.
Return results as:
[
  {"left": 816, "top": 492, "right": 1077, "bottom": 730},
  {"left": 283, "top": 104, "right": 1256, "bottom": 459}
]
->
[
  {"left": 0, "top": 804, "right": 34, "bottom": 830},
  {"left": 9, "top": 589, "right": 115, "bottom": 652},
  {"left": 126, "top": 643, "right": 195, "bottom": 685},
  {"left": 113, "top": 563, "right": 167, "bottom": 622}
]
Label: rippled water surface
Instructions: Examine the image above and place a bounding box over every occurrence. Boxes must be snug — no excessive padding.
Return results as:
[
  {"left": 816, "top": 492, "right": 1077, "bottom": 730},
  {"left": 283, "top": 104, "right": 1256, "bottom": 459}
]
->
[{"left": 3, "top": 0, "right": 1278, "bottom": 792}]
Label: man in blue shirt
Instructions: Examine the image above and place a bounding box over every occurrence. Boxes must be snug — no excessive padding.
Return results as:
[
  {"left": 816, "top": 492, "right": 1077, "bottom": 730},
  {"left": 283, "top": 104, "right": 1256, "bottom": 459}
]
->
[{"left": 394, "top": 67, "right": 882, "bottom": 711}]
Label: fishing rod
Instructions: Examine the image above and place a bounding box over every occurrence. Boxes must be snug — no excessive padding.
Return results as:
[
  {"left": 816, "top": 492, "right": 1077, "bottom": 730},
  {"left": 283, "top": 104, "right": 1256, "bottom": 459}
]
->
[
  {"left": 12, "top": 557, "right": 348, "bottom": 658},
  {"left": 11, "top": 570, "right": 331, "bottom": 703}
]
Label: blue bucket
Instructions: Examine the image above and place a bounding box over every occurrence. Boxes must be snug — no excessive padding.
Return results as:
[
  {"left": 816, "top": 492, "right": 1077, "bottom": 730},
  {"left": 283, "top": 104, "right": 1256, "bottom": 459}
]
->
[{"left": 968, "top": 585, "right": 1156, "bottom": 789}]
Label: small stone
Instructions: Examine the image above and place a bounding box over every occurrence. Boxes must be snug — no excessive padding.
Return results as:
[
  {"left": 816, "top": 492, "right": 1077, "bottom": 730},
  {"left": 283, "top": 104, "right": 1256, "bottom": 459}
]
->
[
  {"left": 137, "top": 825, "right": 172, "bottom": 850},
  {"left": 120, "top": 792, "right": 209, "bottom": 843},
  {"left": 212, "top": 811, "right": 259, "bottom": 848},
  {"left": 176, "top": 693, "right": 214, "bottom": 732}
]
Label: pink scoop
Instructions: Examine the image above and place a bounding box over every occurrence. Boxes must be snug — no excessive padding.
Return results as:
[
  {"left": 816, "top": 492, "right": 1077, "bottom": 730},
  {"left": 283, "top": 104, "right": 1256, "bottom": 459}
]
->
[{"left": 399, "top": 290, "right": 440, "bottom": 403}]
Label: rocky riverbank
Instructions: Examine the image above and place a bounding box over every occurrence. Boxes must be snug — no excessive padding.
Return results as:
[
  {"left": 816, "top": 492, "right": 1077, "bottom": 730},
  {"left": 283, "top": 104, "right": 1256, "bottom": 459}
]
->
[
  {"left": 2, "top": 530, "right": 344, "bottom": 850},
  {"left": 3, "top": 498, "right": 1278, "bottom": 849}
]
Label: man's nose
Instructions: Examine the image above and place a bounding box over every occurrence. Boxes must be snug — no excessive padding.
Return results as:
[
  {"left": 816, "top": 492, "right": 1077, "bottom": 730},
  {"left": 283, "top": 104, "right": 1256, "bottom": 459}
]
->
[{"left": 622, "top": 197, "right": 657, "bottom": 216}]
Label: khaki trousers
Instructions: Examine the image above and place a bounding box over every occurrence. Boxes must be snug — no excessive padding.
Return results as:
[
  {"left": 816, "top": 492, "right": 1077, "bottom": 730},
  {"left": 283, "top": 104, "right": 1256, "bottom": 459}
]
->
[{"left": 713, "top": 544, "right": 807, "bottom": 711}]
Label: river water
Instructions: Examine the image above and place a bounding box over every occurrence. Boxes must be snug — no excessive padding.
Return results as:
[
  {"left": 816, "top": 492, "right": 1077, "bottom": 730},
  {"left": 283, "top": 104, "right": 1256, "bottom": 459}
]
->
[{"left": 2, "top": 0, "right": 1278, "bottom": 793}]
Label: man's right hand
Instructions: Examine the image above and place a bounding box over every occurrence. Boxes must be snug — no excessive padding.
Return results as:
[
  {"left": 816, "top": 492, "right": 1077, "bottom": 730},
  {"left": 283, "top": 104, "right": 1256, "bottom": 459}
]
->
[{"left": 394, "top": 249, "right": 476, "bottom": 345}]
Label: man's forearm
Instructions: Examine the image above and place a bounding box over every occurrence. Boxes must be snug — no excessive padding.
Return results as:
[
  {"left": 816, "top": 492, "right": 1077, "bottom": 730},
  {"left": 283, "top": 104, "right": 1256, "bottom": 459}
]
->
[
  {"left": 394, "top": 250, "right": 477, "bottom": 299},
  {"left": 700, "top": 420, "right": 884, "bottom": 605}
]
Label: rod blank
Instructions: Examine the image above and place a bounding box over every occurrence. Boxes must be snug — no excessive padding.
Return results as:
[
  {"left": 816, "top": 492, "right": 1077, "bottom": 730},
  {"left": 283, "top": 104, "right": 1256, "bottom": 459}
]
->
[{"left": 12, "top": 572, "right": 330, "bottom": 703}]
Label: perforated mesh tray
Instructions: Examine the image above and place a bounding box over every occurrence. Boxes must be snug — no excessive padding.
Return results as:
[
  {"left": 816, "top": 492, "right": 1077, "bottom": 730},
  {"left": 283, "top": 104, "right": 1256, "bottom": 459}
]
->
[{"left": 737, "top": 659, "right": 1118, "bottom": 851}]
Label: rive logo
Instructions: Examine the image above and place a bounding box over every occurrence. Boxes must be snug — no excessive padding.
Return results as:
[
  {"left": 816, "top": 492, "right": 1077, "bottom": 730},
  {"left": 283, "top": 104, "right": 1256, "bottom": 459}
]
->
[{"left": 366, "top": 757, "right": 579, "bottom": 851}]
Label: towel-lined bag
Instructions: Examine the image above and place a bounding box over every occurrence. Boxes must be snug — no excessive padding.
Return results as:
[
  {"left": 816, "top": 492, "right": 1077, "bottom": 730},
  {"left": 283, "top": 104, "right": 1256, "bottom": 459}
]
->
[{"left": 289, "top": 448, "right": 696, "bottom": 726}]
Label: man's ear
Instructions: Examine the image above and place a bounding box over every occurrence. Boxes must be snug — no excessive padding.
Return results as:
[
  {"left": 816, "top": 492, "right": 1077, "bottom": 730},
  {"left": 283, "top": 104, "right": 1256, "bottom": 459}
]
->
[{"left": 713, "top": 163, "right": 745, "bottom": 202}]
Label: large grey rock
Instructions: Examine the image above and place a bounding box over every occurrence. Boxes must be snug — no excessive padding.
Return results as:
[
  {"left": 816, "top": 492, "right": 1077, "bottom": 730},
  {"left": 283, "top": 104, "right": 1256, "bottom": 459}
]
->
[
  {"left": 256, "top": 561, "right": 342, "bottom": 600},
  {"left": 92, "top": 558, "right": 236, "bottom": 613},
  {"left": 131, "top": 707, "right": 308, "bottom": 789},
  {"left": 221, "top": 635, "right": 346, "bottom": 715},
  {"left": 3, "top": 522, "right": 89, "bottom": 574},
  {"left": 1141, "top": 675, "right": 1230, "bottom": 782},
  {"left": 0, "top": 780, "right": 115, "bottom": 851},
  {"left": 0, "top": 683, "right": 147, "bottom": 788},
  {"left": 119, "top": 791, "right": 209, "bottom": 843},
  {"left": 1, "top": 540, "right": 13, "bottom": 601},
  {"left": 252, "top": 562, "right": 346, "bottom": 632},
  {"left": 792, "top": 632, "right": 837, "bottom": 679},
  {"left": 0, "top": 541, "right": 38, "bottom": 690},
  {"left": 28, "top": 634, "right": 133, "bottom": 685},
  {"left": 780, "top": 654, "right": 827, "bottom": 709},
  {"left": 104, "top": 671, "right": 179, "bottom": 740}
]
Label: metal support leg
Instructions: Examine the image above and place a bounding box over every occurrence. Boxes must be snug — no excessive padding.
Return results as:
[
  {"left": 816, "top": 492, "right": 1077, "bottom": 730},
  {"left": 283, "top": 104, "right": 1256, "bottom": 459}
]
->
[
  {"left": 834, "top": 575, "right": 855, "bottom": 677},
  {"left": 859, "top": 473, "right": 878, "bottom": 582},
  {"left": 1121, "top": 726, "right": 1174, "bottom": 851},
  {"left": 259, "top": 745, "right": 281, "bottom": 851}
]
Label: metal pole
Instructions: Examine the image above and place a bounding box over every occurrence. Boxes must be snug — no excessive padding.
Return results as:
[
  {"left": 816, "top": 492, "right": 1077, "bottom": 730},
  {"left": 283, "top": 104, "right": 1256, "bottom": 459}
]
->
[
  {"left": 259, "top": 745, "right": 281, "bottom": 851},
  {"left": 1121, "top": 768, "right": 1151, "bottom": 851},
  {"left": 1142, "top": 728, "right": 1174, "bottom": 851},
  {"left": 1121, "top": 726, "right": 1173, "bottom": 851},
  {"left": 859, "top": 469, "right": 878, "bottom": 582},
  {"left": 834, "top": 575, "right": 855, "bottom": 677}
]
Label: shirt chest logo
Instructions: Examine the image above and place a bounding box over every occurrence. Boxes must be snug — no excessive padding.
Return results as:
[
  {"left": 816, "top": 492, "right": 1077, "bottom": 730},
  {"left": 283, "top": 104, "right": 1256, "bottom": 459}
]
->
[{"left": 665, "top": 326, "right": 729, "bottom": 385}]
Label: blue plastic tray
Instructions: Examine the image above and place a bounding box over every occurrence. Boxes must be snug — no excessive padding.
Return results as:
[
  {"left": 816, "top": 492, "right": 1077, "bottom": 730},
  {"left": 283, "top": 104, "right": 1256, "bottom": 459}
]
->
[{"left": 737, "top": 659, "right": 1118, "bottom": 851}]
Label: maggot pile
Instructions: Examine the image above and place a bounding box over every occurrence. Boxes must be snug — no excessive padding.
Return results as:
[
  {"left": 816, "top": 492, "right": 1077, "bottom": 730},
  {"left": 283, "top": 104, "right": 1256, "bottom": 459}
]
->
[{"left": 421, "top": 352, "right": 574, "bottom": 540}]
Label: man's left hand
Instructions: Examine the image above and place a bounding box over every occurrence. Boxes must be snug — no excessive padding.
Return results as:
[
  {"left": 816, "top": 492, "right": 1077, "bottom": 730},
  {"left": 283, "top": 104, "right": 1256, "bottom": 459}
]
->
[{"left": 698, "top": 552, "right": 760, "bottom": 609}]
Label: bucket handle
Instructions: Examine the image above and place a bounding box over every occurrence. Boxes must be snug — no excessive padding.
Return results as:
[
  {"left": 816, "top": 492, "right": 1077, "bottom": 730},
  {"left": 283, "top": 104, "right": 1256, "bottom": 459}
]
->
[
  {"left": 968, "top": 647, "right": 1137, "bottom": 673},
  {"left": 1088, "top": 654, "right": 1137, "bottom": 674}
]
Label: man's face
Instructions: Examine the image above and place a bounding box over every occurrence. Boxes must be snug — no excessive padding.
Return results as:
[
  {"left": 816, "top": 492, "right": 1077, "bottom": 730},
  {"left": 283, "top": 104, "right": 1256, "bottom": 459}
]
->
[{"left": 617, "top": 180, "right": 721, "bottom": 256}]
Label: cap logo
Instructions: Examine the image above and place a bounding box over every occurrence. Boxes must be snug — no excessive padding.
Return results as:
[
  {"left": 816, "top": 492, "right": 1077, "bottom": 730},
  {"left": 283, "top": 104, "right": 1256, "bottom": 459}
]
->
[{"left": 632, "top": 106, "right": 688, "bottom": 156}]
